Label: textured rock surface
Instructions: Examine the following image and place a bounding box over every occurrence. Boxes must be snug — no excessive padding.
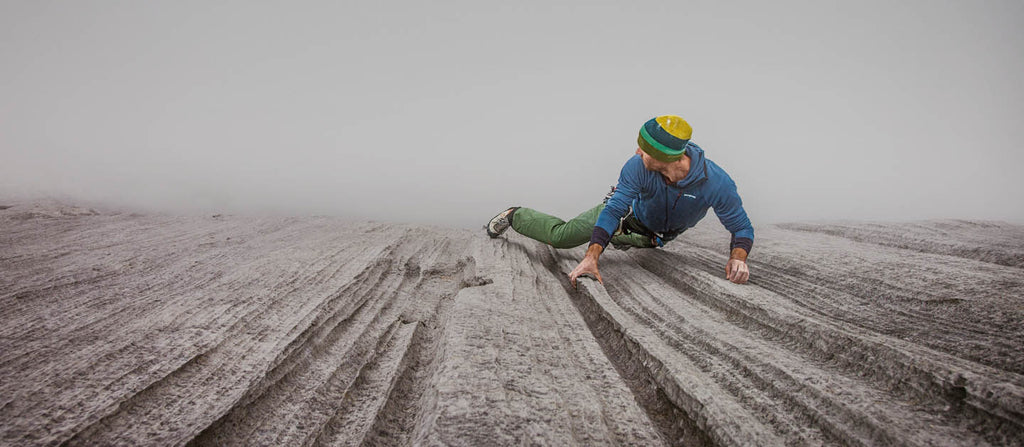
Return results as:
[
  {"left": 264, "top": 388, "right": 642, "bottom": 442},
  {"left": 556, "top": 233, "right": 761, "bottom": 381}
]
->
[{"left": 1, "top": 200, "right": 1022, "bottom": 446}]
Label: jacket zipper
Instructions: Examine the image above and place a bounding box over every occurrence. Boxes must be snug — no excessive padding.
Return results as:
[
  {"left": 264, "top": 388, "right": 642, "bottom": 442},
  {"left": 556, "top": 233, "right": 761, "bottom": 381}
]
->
[
  {"left": 662, "top": 162, "right": 708, "bottom": 231},
  {"left": 666, "top": 190, "right": 682, "bottom": 229}
]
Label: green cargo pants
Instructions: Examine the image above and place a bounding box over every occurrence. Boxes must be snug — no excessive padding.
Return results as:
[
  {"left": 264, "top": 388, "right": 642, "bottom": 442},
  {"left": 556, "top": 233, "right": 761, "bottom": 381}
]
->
[{"left": 510, "top": 203, "right": 655, "bottom": 249}]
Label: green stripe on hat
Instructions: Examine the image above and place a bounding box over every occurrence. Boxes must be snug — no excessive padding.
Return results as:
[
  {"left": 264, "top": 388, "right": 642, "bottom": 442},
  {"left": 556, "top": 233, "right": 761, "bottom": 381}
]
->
[{"left": 638, "top": 126, "right": 686, "bottom": 162}]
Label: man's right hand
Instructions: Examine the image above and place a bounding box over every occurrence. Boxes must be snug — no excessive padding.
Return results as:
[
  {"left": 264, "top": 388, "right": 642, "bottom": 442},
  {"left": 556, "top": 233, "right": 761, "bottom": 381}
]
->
[{"left": 569, "top": 244, "right": 605, "bottom": 288}]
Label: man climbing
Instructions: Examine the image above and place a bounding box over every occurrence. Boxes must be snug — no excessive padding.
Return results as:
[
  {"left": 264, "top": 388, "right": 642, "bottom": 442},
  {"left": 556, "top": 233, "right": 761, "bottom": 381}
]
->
[{"left": 485, "top": 115, "right": 753, "bottom": 286}]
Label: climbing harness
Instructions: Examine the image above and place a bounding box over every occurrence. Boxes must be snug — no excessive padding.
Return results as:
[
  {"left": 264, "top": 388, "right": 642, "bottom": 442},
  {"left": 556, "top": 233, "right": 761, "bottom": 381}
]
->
[{"left": 603, "top": 185, "right": 681, "bottom": 248}]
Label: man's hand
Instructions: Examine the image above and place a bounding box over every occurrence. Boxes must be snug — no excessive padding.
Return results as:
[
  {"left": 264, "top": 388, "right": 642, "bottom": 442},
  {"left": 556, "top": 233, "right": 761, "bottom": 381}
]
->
[
  {"left": 569, "top": 243, "right": 605, "bottom": 288},
  {"left": 725, "top": 258, "right": 749, "bottom": 284}
]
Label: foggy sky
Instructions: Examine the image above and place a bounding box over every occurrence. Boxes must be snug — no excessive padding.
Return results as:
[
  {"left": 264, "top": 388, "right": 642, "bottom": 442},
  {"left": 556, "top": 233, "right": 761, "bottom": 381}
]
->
[{"left": 2, "top": 0, "right": 1023, "bottom": 228}]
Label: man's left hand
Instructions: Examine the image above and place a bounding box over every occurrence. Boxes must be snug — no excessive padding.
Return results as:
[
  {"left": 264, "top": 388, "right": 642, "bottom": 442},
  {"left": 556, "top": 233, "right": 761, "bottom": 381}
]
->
[{"left": 725, "top": 258, "right": 749, "bottom": 284}]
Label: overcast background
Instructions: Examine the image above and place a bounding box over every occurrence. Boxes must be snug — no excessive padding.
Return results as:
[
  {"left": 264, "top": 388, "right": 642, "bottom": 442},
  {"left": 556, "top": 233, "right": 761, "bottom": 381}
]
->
[{"left": 2, "top": 0, "right": 1022, "bottom": 228}]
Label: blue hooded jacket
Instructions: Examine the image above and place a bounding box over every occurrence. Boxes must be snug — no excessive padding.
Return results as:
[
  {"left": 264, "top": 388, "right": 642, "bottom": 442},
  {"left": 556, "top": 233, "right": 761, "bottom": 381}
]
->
[{"left": 591, "top": 142, "right": 754, "bottom": 252}]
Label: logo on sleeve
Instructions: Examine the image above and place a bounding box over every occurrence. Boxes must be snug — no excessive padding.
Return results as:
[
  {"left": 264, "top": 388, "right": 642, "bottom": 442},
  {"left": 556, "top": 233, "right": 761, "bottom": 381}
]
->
[{"left": 683, "top": 194, "right": 697, "bottom": 199}]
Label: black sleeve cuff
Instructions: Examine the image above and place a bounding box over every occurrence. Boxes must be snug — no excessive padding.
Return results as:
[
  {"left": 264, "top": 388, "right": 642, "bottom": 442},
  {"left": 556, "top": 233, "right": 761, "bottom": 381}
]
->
[
  {"left": 730, "top": 235, "right": 753, "bottom": 254},
  {"left": 590, "top": 227, "right": 612, "bottom": 248}
]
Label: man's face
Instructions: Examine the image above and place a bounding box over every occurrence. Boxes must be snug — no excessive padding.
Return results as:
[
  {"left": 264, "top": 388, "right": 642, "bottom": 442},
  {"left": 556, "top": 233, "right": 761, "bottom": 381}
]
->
[{"left": 636, "top": 147, "right": 668, "bottom": 173}]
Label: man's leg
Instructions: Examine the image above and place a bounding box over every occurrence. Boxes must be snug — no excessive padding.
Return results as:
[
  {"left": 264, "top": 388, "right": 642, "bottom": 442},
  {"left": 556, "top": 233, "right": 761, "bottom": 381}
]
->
[
  {"left": 511, "top": 204, "right": 601, "bottom": 249},
  {"left": 511, "top": 204, "right": 654, "bottom": 249},
  {"left": 610, "top": 228, "right": 657, "bottom": 249}
]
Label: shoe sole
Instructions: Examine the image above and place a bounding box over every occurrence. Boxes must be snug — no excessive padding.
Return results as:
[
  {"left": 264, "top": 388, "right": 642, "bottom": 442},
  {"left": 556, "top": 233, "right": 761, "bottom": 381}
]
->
[{"left": 486, "top": 209, "right": 513, "bottom": 238}]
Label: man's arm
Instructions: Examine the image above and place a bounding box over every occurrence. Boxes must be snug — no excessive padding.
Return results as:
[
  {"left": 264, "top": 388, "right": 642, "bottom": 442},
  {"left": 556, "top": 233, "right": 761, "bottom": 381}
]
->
[
  {"left": 712, "top": 179, "right": 754, "bottom": 284},
  {"left": 590, "top": 156, "right": 644, "bottom": 247},
  {"left": 570, "top": 156, "right": 644, "bottom": 287}
]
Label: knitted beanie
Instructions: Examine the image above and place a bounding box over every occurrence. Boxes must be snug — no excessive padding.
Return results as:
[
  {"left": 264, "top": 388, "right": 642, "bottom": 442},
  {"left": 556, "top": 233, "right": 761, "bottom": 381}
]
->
[{"left": 637, "top": 115, "right": 692, "bottom": 162}]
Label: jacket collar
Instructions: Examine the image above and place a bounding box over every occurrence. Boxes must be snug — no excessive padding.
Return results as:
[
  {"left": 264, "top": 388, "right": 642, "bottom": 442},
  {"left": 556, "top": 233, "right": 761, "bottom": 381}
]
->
[{"left": 670, "top": 142, "right": 707, "bottom": 189}]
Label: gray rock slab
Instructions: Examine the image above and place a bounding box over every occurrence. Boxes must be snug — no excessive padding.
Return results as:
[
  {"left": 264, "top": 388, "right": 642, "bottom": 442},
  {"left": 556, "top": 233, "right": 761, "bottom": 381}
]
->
[{"left": 1, "top": 201, "right": 1021, "bottom": 446}]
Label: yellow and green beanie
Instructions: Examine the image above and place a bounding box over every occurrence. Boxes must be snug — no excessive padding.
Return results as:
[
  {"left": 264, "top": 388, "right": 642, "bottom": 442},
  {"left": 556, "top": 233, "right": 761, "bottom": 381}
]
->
[{"left": 637, "top": 115, "right": 693, "bottom": 162}]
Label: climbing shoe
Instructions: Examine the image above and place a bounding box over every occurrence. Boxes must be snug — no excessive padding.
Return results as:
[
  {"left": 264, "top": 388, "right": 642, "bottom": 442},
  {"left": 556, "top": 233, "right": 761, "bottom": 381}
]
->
[{"left": 486, "top": 207, "right": 518, "bottom": 238}]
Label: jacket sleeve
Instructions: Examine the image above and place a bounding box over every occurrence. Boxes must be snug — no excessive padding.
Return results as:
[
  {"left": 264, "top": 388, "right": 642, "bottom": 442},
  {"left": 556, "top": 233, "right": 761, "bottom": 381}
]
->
[
  {"left": 591, "top": 156, "right": 644, "bottom": 248},
  {"left": 711, "top": 178, "right": 754, "bottom": 254}
]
